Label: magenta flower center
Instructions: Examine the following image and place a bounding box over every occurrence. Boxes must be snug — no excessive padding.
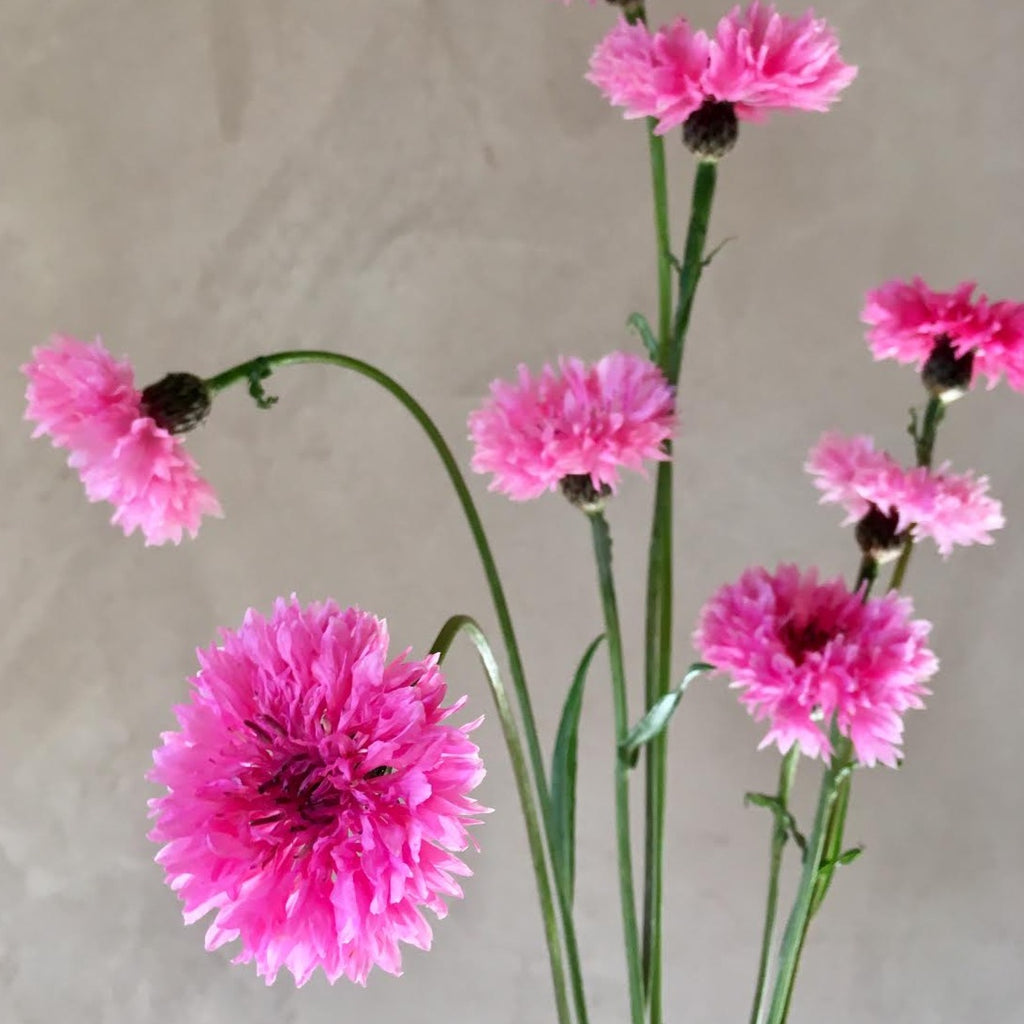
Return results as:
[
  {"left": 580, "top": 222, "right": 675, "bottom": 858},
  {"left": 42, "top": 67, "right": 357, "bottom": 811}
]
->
[{"left": 780, "top": 617, "right": 833, "bottom": 665}]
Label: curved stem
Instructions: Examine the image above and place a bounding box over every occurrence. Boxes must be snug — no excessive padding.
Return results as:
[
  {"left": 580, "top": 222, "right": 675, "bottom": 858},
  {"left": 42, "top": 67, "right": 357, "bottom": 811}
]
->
[
  {"left": 430, "top": 616, "right": 572, "bottom": 1024},
  {"left": 206, "top": 352, "right": 588, "bottom": 1023},
  {"left": 748, "top": 747, "right": 800, "bottom": 1024},
  {"left": 589, "top": 511, "right": 645, "bottom": 1024}
]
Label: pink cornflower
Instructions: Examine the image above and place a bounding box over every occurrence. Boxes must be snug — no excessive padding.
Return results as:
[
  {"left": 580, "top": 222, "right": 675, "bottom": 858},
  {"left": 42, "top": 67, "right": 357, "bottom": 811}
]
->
[
  {"left": 861, "top": 278, "right": 1024, "bottom": 393},
  {"left": 588, "top": 6, "right": 855, "bottom": 136},
  {"left": 468, "top": 351, "right": 675, "bottom": 502},
  {"left": 806, "top": 431, "right": 1005, "bottom": 557},
  {"left": 704, "top": 2, "right": 857, "bottom": 120},
  {"left": 587, "top": 16, "right": 710, "bottom": 133},
  {"left": 694, "top": 564, "right": 937, "bottom": 767},
  {"left": 149, "top": 598, "right": 486, "bottom": 986},
  {"left": 23, "top": 335, "right": 221, "bottom": 545}
]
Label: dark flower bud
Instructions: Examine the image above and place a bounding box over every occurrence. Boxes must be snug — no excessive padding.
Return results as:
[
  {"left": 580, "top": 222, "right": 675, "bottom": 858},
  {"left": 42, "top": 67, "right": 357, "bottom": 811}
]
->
[
  {"left": 855, "top": 504, "right": 905, "bottom": 563},
  {"left": 682, "top": 100, "right": 739, "bottom": 161},
  {"left": 560, "top": 474, "right": 612, "bottom": 514},
  {"left": 921, "top": 335, "right": 975, "bottom": 402},
  {"left": 608, "top": 0, "right": 645, "bottom": 18},
  {"left": 140, "top": 373, "right": 213, "bottom": 435}
]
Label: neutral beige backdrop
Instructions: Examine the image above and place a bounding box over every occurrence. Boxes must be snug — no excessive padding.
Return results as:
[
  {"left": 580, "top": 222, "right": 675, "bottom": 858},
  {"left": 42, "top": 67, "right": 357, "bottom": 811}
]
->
[{"left": 3, "top": 2, "right": 1023, "bottom": 1022}]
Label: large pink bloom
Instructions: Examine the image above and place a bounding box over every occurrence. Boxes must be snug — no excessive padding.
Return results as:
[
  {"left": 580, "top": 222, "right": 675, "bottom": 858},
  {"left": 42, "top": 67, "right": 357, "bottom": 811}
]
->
[
  {"left": 149, "top": 599, "right": 486, "bottom": 986},
  {"left": 588, "top": 6, "right": 854, "bottom": 133},
  {"left": 468, "top": 351, "right": 675, "bottom": 501},
  {"left": 861, "top": 278, "right": 1024, "bottom": 392},
  {"left": 704, "top": 2, "right": 857, "bottom": 120},
  {"left": 23, "top": 335, "right": 221, "bottom": 544},
  {"left": 806, "top": 432, "right": 1004, "bottom": 557},
  {"left": 694, "top": 565, "right": 937, "bottom": 767}
]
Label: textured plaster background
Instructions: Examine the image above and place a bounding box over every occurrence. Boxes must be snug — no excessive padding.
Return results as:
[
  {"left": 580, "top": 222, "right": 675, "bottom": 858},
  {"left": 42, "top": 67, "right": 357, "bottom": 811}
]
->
[{"left": 2, "top": 2, "right": 1023, "bottom": 1022}]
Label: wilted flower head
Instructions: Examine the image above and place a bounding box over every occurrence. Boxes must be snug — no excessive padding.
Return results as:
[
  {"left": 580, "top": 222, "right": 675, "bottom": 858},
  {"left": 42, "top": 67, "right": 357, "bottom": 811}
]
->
[
  {"left": 588, "top": 5, "right": 855, "bottom": 136},
  {"left": 23, "top": 335, "right": 221, "bottom": 545},
  {"left": 694, "top": 564, "right": 936, "bottom": 767},
  {"left": 806, "top": 432, "right": 1005, "bottom": 557},
  {"left": 149, "top": 598, "right": 486, "bottom": 986},
  {"left": 468, "top": 351, "right": 675, "bottom": 502},
  {"left": 861, "top": 278, "right": 1024, "bottom": 393}
]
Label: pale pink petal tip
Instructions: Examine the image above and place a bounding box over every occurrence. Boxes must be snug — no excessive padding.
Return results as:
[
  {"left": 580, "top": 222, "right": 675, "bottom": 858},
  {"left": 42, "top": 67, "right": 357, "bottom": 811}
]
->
[
  {"left": 149, "top": 598, "right": 487, "bottom": 986},
  {"left": 587, "top": 5, "right": 855, "bottom": 132},
  {"left": 806, "top": 431, "right": 1004, "bottom": 558},
  {"left": 22, "top": 334, "right": 222, "bottom": 545},
  {"left": 861, "top": 277, "right": 1024, "bottom": 392},
  {"left": 694, "top": 564, "right": 937, "bottom": 767},
  {"left": 468, "top": 351, "right": 676, "bottom": 502}
]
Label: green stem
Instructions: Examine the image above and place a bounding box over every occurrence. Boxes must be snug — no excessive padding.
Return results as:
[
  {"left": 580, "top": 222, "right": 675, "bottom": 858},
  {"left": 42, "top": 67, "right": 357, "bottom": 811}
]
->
[
  {"left": 748, "top": 748, "right": 800, "bottom": 1024},
  {"left": 765, "top": 738, "right": 853, "bottom": 1024},
  {"left": 206, "top": 352, "right": 587, "bottom": 1023},
  {"left": 889, "top": 394, "right": 945, "bottom": 592},
  {"left": 666, "top": 159, "right": 718, "bottom": 384},
  {"left": 589, "top": 510, "right": 646, "bottom": 1024},
  {"left": 430, "top": 616, "right": 572, "bottom": 1024},
  {"left": 641, "top": 157, "right": 719, "bottom": 1024}
]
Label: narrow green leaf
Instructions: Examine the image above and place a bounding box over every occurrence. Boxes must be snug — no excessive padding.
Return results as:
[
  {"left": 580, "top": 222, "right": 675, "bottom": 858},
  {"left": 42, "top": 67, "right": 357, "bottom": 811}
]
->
[
  {"left": 550, "top": 635, "right": 604, "bottom": 905},
  {"left": 745, "top": 791, "right": 807, "bottom": 853},
  {"left": 627, "top": 312, "right": 659, "bottom": 362},
  {"left": 620, "top": 662, "right": 712, "bottom": 767},
  {"left": 819, "top": 845, "right": 864, "bottom": 874}
]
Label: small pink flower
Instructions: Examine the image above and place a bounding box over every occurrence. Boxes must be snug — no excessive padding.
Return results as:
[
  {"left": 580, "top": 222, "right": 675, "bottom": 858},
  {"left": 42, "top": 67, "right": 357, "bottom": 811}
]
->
[
  {"left": 650, "top": 19, "right": 713, "bottom": 132},
  {"left": 704, "top": 2, "right": 857, "bottom": 121},
  {"left": 23, "top": 335, "right": 221, "bottom": 545},
  {"left": 806, "top": 432, "right": 1004, "bottom": 557},
  {"left": 149, "top": 598, "right": 486, "bottom": 986},
  {"left": 586, "top": 17, "right": 666, "bottom": 123},
  {"left": 861, "top": 278, "right": 1024, "bottom": 392},
  {"left": 694, "top": 564, "right": 937, "bottom": 767},
  {"left": 468, "top": 351, "right": 675, "bottom": 501},
  {"left": 588, "top": 6, "right": 854, "bottom": 133}
]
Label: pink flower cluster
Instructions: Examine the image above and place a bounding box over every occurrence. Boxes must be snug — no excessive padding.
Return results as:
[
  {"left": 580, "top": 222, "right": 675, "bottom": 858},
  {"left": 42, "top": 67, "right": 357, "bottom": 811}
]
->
[
  {"left": 468, "top": 351, "right": 675, "bottom": 501},
  {"left": 861, "top": 278, "right": 1024, "bottom": 392},
  {"left": 23, "top": 336, "right": 221, "bottom": 545},
  {"left": 149, "top": 598, "right": 486, "bottom": 986},
  {"left": 587, "top": 3, "right": 856, "bottom": 134},
  {"left": 806, "top": 432, "right": 1004, "bottom": 557},
  {"left": 694, "top": 564, "right": 937, "bottom": 767}
]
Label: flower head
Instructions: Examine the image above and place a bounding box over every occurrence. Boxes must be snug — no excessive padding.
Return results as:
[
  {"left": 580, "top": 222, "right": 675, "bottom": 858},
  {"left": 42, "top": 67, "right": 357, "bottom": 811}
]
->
[
  {"left": 694, "top": 564, "right": 937, "bottom": 766},
  {"left": 861, "top": 278, "right": 1024, "bottom": 393},
  {"left": 468, "top": 351, "right": 675, "bottom": 502},
  {"left": 806, "top": 432, "right": 1004, "bottom": 557},
  {"left": 704, "top": 2, "right": 857, "bottom": 121},
  {"left": 23, "top": 335, "right": 221, "bottom": 544},
  {"left": 149, "top": 598, "right": 486, "bottom": 986},
  {"left": 588, "top": 6, "right": 854, "bottom": 136}
]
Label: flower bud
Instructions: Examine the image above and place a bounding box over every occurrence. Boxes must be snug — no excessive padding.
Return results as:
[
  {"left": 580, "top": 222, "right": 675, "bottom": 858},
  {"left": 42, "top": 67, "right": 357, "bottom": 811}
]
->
[
  {"left": 854, "top": 504, "right": 905, "bottom": 563},
  {"left": 682, "top": 100, "right": 739, "bottom": 161},
  {"left": 921, "top": 335, "right": 974, "bottom": 402},
  {"left": 140, "top": 373, "right": 213, "bottom": 435},
  {"left": 560, "top": 474, "right": 612, "bottom": 514}
]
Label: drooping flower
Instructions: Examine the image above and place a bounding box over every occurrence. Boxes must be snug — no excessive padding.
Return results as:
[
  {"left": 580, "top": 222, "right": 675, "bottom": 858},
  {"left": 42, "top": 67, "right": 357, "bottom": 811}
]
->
[
  {"left": 149, "top": 598, "right": 486, "bottom": 987},
  {"left": 587, "top": 6, "right": 855, "bottom": 137},
  {"left": 693, "top": 564, "right": 937, "bottom": 767},
  {"left": 468, "top": 351, "right": 675, "bottom": 502},
  {"left": 23, "top": 335, "right": 221, "bottom": 545},
  {"left": 806, "top": 432, "right": 1004, "bottom": 557},
  {"left": 861, "top": 278, "right": 1024, "bottom": 393},
  {"left": 703, "top": 2, "right": 858, "bottom": 121}
]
